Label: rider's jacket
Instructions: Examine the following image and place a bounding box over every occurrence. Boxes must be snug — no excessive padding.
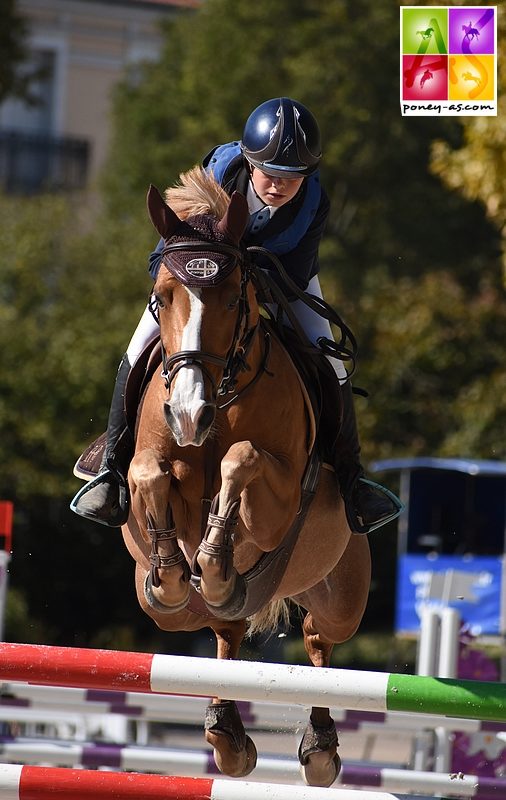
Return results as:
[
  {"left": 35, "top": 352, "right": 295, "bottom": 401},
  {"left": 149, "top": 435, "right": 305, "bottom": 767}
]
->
[{"left": 148, "top": 142, "right": 330, "bottom": 294}]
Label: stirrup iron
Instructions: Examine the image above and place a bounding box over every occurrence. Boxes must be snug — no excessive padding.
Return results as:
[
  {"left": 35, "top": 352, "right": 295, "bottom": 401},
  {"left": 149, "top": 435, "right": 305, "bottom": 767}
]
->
[{"left": 348, "top": 477, "right": 403, "bottom": 535}]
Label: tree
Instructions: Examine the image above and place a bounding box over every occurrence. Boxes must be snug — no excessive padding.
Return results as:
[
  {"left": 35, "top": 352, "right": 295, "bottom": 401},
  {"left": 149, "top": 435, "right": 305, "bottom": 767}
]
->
[
  {"left": 355, "top": 268, "right": 506, "bottom": 464},
  {"left": 0, "top": 193, "right": 153, "bottom": 500},
  {"left": 0, "top": 193, "right": 165, "bottom": 649},
  {"left": 430, "top": 5, "right": 506, "bottom": 283}
]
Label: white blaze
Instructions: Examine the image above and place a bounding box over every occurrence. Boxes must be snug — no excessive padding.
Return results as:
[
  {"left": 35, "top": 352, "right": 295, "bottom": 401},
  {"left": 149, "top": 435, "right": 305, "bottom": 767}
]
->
[{"left": 169, "top": 287, "right": 207, "bottom": 445}]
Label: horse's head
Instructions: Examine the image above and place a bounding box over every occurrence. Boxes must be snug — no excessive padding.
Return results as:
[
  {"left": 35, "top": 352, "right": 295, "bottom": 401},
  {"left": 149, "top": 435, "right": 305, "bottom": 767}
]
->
[{"left": 147, "top": 174, "right": 252, "bottom": 447}]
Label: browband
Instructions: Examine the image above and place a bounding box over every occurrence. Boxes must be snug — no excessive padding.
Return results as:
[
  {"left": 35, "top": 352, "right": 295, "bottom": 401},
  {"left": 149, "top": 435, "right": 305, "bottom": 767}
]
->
[
  {"left": 162, "top": 240, "right": 244, "bottom": 260},
  {"left": 161, "top": 240, "right": 245, "bottom": 287}
]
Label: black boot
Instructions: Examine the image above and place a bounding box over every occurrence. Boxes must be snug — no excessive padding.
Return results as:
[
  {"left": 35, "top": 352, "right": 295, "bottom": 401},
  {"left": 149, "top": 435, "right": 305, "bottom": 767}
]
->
[
  {"left": 71, "top": 355, "right": 133, "bottom": 527},
  {"left": 336, "top": 381, "right": 401, "bottom": 534}
]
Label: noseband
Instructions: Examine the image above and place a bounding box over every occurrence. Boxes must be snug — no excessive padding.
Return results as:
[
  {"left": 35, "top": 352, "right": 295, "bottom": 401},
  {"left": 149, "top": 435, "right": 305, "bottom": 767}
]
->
[{"left": 153, "top": 239, "right": 262, "bottom": 406}]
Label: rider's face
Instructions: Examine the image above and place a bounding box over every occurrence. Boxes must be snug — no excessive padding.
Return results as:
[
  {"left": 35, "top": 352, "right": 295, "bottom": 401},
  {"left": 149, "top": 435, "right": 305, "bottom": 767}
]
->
[{"left": 250, "top": 167, "right": 304, "bottom": 208}]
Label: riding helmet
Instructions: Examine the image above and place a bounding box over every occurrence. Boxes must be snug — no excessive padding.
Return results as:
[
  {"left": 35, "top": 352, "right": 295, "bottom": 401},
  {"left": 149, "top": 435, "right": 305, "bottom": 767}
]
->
[{"left": 240, "top": 97, "right": 322, "bottom": 178}]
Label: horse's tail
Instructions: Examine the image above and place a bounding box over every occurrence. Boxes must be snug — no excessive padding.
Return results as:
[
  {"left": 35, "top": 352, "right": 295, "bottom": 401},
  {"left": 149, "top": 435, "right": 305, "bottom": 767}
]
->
[{"left": 246, "top": 598, "right": 292, "bottom": 638}]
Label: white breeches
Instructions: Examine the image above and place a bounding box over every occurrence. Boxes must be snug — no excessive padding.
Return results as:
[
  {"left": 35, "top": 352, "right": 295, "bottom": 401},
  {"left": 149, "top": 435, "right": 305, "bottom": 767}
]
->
[
  {"left": 277, "top": 275, "right": 348, "bottom": 384},
  {"left": 126, "top": 305, "right": 160, "bottom": 365}
]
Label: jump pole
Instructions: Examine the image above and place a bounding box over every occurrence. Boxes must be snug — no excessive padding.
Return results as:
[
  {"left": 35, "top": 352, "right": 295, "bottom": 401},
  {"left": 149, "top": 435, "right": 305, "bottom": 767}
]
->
[
  {"left": 0, "top": 764, "right": 466, "bottom": 800},
  {"left": 3, "top": 682, "right": 504, "bottom": 732},
  {"left": 0, "top": 738, "right": 504, "bottom": 796},
  {"left": 0, "top": 643, "right": 505, "bottom": 722}
]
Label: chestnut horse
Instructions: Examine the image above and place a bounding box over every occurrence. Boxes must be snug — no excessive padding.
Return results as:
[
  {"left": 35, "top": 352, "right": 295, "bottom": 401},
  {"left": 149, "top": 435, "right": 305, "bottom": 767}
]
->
[{"left": 121, "top": 168, "right": 371, "bottom": 787}]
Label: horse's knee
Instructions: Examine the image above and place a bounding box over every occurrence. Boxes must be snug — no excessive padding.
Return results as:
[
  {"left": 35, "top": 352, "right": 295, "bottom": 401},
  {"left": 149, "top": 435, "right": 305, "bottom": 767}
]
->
[
  {"left": 130, "top": 449, "right": 169, "bottom": 491},
  {"left": 220, "top": 441, "right": 260, "bottom": 485},
  {"left": 129, "top": 450, "right": 171, "bottom": 540}
]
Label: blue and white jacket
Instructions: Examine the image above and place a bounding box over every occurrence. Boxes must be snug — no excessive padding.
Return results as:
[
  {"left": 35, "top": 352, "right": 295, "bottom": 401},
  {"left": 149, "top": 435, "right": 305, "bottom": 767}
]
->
[{"left": 148, "top": 141, "right": 330, "bottom": 294}]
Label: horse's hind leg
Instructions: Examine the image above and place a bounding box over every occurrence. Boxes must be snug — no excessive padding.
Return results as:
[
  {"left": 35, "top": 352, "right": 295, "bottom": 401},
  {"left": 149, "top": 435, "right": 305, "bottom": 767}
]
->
[
  {"left": 293, "top": 534, "right": 371, "bottom": 787},
  {"left": 204, "top": 620, "right": 257, "bottom": 778},
  {"left": 129, "top": 449, "right": 190, "bottom": 612}
]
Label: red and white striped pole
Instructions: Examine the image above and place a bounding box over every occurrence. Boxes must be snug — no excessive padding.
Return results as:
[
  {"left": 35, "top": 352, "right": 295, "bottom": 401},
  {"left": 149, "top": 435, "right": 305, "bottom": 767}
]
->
[{"left": 0, "top": 764, "right": 412, "bottom": 800}]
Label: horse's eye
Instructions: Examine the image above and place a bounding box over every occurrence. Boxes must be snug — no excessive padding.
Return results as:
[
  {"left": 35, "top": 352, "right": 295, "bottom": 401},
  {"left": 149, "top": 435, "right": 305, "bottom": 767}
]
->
[
  {"left": 227, "top": 295, "right": 240, "bottom": 310},
  {"left": 155, "top": 294, "right": 165, "bottom": 309}
]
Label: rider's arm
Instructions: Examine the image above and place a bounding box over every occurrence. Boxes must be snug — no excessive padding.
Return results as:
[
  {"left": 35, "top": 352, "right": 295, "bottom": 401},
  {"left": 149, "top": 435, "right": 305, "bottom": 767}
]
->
[{"left": 148, "top": 237, "right": 165, "bottom": 279}]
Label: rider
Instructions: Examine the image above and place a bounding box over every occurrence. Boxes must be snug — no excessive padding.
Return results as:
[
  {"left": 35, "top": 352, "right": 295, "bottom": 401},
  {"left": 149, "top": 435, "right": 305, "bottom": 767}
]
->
[{"left": 71, "top": 97, "right": 400, "bottom": 533}]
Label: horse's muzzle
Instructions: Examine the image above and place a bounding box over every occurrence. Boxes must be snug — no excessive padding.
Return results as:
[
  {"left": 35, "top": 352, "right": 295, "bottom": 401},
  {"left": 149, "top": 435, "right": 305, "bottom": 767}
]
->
[{"left": 164, "top": 401, "right": 216, "bottom": 447}]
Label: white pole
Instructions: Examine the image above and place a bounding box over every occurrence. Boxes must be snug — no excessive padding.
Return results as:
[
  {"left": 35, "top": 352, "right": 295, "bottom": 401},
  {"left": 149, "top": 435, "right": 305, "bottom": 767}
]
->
[
  {"left": 434, "top": 607, "right": 460, "bottom": 772},
  {"left": 414, "top": 606, "right": 440, "bottom": 770},
  {"left": 417, "top": 606, "right": 440, "bottom": 676},
  {"left": 438, "top": 607, "right": 460, "bottom": 679}
]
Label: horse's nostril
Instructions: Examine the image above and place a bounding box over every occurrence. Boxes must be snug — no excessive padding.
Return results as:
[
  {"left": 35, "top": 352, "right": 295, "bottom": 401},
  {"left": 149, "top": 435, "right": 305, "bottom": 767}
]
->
[
  {"left": 198, "top": 403, "right": 216, "bottom": 434},
  {"left": 163, "top": 402, "right": 176, "bottom": 430}
]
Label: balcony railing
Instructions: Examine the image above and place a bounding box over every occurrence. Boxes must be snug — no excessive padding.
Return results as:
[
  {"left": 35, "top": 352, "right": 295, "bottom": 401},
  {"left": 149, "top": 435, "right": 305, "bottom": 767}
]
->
[{"left": 0, "top": 130, "right": 90, "bottom": 194}]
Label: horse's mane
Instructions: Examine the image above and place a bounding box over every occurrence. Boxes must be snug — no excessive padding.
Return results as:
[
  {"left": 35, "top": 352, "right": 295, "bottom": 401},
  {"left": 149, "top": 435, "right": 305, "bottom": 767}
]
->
[{"left": 164, "top": 166, "right": 231, "bottom": 220}]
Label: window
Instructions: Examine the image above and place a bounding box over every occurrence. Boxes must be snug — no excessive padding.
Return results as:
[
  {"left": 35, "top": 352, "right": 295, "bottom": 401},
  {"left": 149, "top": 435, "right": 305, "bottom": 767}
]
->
[{"left": 0, "top": 48, "right": 89, "bottom": 193}]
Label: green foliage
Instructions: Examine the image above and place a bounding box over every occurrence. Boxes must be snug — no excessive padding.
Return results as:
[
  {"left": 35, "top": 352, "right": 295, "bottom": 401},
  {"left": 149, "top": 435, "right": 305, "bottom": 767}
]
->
[
  {"left": 431, "top": 5, "right": 506, "bottom": 283},
  {"left": 4, "top": 585, "right": 55, "bottom": 643},
  {"left": 351, "top": 268, "right": 506, "bottom": 464},
  {"left": 103, "top": 0, "right": 499, "bottom": 297},
  {"left": 0, "top": 192, "right": 154, "bottom": 501}
]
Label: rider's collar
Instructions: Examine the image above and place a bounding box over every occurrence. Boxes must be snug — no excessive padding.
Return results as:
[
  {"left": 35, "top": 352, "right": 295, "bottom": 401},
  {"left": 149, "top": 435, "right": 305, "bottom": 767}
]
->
[{"left": 247, "top": 180, "right": 278, "bottom": 219}]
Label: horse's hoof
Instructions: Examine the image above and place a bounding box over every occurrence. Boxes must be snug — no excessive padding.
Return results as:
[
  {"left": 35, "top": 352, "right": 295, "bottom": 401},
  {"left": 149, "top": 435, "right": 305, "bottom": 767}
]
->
[
  {"left": 298, "top": 718, "right": 340, "bottom": 787},
  {"left": 210, "top": 733, "right": 257, "bottom": 777},
  {"left": 143, "top": 573, "right": 190, "bottom": 614},
  {"left": 204, "top": 699, "right": 257, "bottom": 777},
  {"left": 300, "top": 752, "right": 341, "bottom": 787},
  {"left": 200, "top": 573, "right": 247, "bottom": 620}
]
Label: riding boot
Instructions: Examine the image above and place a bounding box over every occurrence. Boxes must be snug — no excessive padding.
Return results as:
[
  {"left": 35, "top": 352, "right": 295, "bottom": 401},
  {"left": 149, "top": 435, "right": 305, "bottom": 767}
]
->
[
  {"left": 335, "top": 381, "right": 400, "bottom": 534},
  {"left": 71, "top": 355, "right": 133, "bottom": 528}
]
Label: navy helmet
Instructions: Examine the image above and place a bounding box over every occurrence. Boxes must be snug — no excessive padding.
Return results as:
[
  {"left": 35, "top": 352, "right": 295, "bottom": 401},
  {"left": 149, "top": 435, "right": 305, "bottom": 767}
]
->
[{"left": 240, "top": 97, "right": 322, "bottom": 178}]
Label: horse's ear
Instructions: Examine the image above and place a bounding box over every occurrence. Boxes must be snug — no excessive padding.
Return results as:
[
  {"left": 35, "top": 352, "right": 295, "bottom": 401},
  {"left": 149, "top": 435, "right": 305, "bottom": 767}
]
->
[
  {"left": 217, "top": 191, "right": 249, "bottom": 244},
  {"left": 146, "top": 184, "right": 179, "bottom": 239}
]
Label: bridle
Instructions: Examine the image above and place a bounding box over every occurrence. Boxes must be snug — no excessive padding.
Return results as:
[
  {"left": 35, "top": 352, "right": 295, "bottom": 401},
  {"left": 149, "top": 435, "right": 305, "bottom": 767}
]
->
[{"left": 150, "top": 240, "right": 269, "bottom": 408}]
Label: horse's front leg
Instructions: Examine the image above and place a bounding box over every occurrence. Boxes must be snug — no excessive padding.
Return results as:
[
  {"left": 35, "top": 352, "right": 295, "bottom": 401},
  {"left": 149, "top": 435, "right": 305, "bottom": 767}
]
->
[
  {"left": 294, "top": 534, "right": 372, "bottom": 787},
  {"left": 195, "top": 440, "right": 301, "bottom": 610},
  {"left": 203, "top": 620, "right": 257, "bottom": 778},
  {"left": 129, "top": 449, "right": 190, "bottom": 613}
]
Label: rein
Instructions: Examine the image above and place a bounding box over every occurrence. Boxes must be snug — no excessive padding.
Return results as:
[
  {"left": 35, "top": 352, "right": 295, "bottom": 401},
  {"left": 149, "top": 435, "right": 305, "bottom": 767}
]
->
[
  {"left": 151, "top": 235, "right": 356, "bottom": 411},
  {"left": 247, "top": 246, "right": 358, "bottom": 378}
]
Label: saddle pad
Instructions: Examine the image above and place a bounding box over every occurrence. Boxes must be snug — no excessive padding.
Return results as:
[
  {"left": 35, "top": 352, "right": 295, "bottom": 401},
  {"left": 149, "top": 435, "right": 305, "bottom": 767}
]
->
[{"left": 73, "top": 432, "right": 107, "bottom": 480}]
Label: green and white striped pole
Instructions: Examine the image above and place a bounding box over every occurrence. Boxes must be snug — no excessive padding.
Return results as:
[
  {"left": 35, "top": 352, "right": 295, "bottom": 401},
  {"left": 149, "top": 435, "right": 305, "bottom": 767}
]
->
[{"left": 0, "top": 643, "right": 504, "bottom": 722}]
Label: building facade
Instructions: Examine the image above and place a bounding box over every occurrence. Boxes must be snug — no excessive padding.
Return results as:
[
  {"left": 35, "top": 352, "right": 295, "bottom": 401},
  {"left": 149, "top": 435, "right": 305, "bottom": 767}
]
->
[{"left": 0, "top": 0, "right": 198, "bottom": 193}]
